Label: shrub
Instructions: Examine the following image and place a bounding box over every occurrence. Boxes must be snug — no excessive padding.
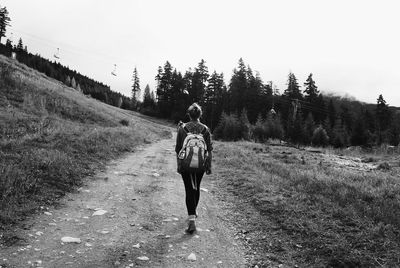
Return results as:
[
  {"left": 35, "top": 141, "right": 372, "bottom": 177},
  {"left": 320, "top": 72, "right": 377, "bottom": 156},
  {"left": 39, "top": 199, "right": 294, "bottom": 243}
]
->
[
  {"left": 265, "top": 116, "right": 284, "bottom": 141},
  {"left": 239, "top": 109, "right": 251, "bottom": 140},
  {"left": 312, "top": 126, "right": 330, "bottom": 147},
  {"left": 214, "top": 112, "right": 242, "bottom": 141},
  {"left": 252, "top": 115, "right": 266, "bottom": 142},
  {"left": 119, "top": 119, "right": 129, "bottom": 126}
]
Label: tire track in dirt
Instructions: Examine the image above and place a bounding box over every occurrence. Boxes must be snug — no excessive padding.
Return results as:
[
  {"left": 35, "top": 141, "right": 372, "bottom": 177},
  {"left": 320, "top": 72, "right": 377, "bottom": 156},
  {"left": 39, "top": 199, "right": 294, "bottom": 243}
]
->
[{"left": 0, "top": 135, "right": 246, "bottom": 268}]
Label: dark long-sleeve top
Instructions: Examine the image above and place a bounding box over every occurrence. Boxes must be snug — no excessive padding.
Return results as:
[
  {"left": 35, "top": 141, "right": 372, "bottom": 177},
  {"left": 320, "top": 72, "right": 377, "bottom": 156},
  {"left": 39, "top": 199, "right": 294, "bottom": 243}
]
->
[{"left": 175, "top": 120, "right": 213, "bottom": 155}]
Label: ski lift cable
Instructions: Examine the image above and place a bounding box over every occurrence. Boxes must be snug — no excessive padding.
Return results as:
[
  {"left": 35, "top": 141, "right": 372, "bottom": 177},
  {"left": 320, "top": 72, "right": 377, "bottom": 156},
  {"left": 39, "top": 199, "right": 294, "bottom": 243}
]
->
[
  {"left": 277, "top": 97, "right": 335, "bottom": 116},
  {"left": 8, "top": 27, "right": 137, "bottom": 67}
]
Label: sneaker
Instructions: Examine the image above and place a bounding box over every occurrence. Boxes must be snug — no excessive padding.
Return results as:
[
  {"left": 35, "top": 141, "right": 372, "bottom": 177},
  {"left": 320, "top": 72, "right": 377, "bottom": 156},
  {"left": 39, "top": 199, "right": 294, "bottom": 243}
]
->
[{"left": 185, "top": 220, "right": 196, "bottom": 234}]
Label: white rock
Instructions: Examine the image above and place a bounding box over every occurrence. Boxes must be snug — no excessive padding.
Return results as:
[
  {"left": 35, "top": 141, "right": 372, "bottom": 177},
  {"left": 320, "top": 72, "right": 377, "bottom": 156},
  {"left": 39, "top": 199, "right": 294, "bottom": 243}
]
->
[
  {"left": 61, "top": 237, "right": 81, "bottom": 243},
  {"left": 35, "top": 231, "right": 43, "bottom": 236},
  {"left": 137, "top": 256, "right": 149, "bottom": 261},
  {"left": 100, "top": 230, "right": 110, "bottom": 234},
  {"left": 132, "top": 243, "right": 140, "bottom": 248},
  {"left": 92, "top": 210, "right": 107, "bottom": 216},
  {"left": 152, "top": 173, "right": 160, "bottom": 177},
  {"left": 187, "top": 253, "right": 197, "bottom": 261},
  {"left": 85, "top": 243, "right": 93, "bottom": 247},
  {"left": 172, "top": 217, "right": 179, "bottom": 221},
  {"left": 194, "top": 235, "right": 200, "bottom": 239},
  {"left": 217, "top": 261, "right": 223, "bottom": 264},
  {"left": 44, "top": 212, "right": 52, "bottom": 216},
  {"left": 200, "top": 187, "right": 209, "bottom": 192}
]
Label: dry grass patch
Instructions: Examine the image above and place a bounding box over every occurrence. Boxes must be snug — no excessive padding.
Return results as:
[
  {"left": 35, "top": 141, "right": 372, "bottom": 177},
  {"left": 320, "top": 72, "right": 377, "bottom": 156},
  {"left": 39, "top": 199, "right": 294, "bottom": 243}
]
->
[
  {"left": 0, "top": 57, "right": 171, "bottom": 227},
  {"left": 212, "top": 141, "right": 400, "bottom": 267}
]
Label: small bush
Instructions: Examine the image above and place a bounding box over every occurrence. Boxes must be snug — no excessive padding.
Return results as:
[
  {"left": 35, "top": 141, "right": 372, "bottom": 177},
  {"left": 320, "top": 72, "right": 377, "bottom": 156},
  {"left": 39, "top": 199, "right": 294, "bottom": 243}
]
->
[
  {"left": 252, "top": 115, "right": 266, "bottom": 142},
  {"left": 214, "top": 112, "right": 242, "bottom": 141},
  {"left": 119, "top": 119, "right": 129, "bottom": 126},
  {"left": 377, "top": 162, "right": 390, "bottom": 170},
  {"left": 312, "top": 126, "right": 330, "bottom": 147}
]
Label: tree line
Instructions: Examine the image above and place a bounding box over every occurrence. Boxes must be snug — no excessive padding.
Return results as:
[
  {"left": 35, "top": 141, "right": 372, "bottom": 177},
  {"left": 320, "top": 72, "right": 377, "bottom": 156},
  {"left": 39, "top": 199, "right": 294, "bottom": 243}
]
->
[{"left": 150, "top": 58, "right": 400, "bottom": 147}]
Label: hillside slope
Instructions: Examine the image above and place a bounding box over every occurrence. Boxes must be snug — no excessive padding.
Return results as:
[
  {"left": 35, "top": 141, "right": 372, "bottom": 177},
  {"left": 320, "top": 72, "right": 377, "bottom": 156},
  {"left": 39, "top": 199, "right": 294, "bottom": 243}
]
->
[{"left": 0, "top": 55, "right": 171, "bottom": 226}]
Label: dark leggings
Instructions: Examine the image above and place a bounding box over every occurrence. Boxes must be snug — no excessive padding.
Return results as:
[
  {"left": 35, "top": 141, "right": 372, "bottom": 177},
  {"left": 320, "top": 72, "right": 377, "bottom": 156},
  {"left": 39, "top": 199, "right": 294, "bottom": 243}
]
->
[{"left": 181, "top": 172, "right": 204, "bottom": 216}]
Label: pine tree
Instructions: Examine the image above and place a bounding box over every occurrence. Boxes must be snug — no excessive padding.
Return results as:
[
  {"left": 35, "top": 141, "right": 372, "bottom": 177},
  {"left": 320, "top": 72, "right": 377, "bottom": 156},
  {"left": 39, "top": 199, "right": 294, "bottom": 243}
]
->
[
  {"left": 132, "top": 67, "right": 140, "bottom": 103},
  {"left": 117, "top": 97, "right": 123, "bottom": 108},
  {"left": 229, "top": 58, "right": 247, "bottom": 114},
  {"left": 245, "top": 69, "right": 264, "bottom": 123},
  {"left": 143, "top": 84, "right": 155, "bottom": 108},
  {"left": 204, "top": 71, "right": 226, "bottom": 130},
  {"left": 189, "top": 59, "right": 209, "bottom": 104},
  {"left": 281, "top": 72, "right": 302, "bottom": 128},
  {"left": 304, "top": 73, "right": 319, "bottom": 101},
  {"left": 76, "top": 83, "right": 82, "bottom": 93},
  {"left": 17, "top": 38, "right": 23, "bottom": 51},
  {"left": 71, "top": 77, "right": 77, "bottom": 89},
  {"left": 0, "top": 6, "right": 11, "bottom": 43},
  {"left": 304, "top": 73, "right": 325, "bottom": 123},
  {"left": 312, "top": 126, "right": 329, "bottom": 147},
  {"left": 284, "top": 72, "right": 302, "bottom": 100},
  {"left": 65, "top": 76, "right": 71, "bottom": 86},
  {"left": 5, "top": 38, "right": 12, "bottom": 50},
  {"left": 156, "top": 62, "right": 173, "bottom": 117},
  {"left": 376, "top": 94, "right": 392, "bottom": 144}
]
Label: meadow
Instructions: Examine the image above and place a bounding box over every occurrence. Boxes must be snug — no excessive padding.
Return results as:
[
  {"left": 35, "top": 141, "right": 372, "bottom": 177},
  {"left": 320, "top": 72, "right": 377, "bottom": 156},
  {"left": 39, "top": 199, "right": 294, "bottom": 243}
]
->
[
  {"left": 212, "top": 140, "right": 400, "bottom": 267},
  {"left": 0, "top": 55, "right": 171, "bottom": 226}
]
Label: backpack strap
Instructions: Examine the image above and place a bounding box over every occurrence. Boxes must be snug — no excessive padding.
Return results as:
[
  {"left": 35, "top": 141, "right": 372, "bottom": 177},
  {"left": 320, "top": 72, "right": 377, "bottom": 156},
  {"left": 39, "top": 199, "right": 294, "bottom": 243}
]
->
[
  {"left": 182, "top": 123, "right": 206, "bottom": 135},
  {"left": 200, "top": 126, "right": 207, "bottom": 135},
  {"left": 183, "top": 125, "right": 190, "bottom": 134}
]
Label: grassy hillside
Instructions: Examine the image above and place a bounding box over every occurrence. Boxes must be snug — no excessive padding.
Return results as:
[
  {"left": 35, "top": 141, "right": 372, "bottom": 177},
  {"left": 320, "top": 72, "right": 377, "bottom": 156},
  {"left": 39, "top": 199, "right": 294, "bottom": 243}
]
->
[
  {"left": 0, "top": 55, "right": 171, "bottom": 226},
  {"left": 212, "top": 141, "right": 400, "bottom": 267}
]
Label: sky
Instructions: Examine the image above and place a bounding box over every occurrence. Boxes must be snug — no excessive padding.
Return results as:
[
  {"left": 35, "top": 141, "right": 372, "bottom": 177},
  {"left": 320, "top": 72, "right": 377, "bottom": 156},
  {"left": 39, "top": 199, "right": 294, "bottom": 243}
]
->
[{"left": 2, "top": 0, "right": 400, "bottom": 106}]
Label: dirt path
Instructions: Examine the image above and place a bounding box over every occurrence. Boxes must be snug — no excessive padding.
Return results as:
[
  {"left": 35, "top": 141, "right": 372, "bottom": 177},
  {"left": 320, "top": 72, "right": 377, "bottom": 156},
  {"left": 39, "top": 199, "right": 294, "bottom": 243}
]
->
[{"left": 0, "top": 135, "right": 246, "bottom": 268}]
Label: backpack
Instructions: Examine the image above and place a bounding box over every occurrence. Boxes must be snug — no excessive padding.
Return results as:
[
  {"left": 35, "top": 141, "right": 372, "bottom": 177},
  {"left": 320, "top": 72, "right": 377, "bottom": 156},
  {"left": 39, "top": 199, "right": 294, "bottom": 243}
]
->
[{"left": 177, "top": 124, "right": 208, "bottom": 173}]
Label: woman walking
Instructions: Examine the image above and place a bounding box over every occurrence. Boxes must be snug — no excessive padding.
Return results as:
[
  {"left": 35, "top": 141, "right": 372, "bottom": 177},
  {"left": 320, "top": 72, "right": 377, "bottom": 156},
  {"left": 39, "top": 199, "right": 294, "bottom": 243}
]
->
[{"left": 175, "top": 103, "right": 212, "bottom": 234}]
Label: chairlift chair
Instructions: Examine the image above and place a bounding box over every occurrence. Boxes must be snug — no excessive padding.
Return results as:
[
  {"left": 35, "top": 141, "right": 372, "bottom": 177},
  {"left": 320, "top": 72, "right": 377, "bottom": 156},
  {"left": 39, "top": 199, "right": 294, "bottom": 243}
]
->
[
  {"left": 111, "top": 64, "right": 117, "bottom": 76},
  {"left": 54, "top": 48, "right": 60, "bottom": 59}
]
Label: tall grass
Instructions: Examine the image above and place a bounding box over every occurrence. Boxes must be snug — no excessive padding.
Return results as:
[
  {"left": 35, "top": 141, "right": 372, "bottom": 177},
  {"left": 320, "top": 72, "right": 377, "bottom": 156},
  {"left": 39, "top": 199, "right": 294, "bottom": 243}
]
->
[
  {"left": 0, "top": 57, "right": 171, "bottom": 225},
  {"left": 213, "top": 141, "right": 400, "bottom": 267}
]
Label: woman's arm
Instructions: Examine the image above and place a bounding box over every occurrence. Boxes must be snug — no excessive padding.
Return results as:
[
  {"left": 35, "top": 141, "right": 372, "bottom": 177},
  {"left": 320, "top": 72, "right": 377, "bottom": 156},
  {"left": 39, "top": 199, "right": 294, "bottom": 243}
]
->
[{"left": 175, "top": 126, "right": 186, "bottom": 155}]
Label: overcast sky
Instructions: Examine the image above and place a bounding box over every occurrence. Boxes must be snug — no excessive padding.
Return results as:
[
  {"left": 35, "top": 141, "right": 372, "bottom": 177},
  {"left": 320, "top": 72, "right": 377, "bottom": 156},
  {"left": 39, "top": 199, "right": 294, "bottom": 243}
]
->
[{"left": 2, "top": 0, "right": 400, "bottom": 106}]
